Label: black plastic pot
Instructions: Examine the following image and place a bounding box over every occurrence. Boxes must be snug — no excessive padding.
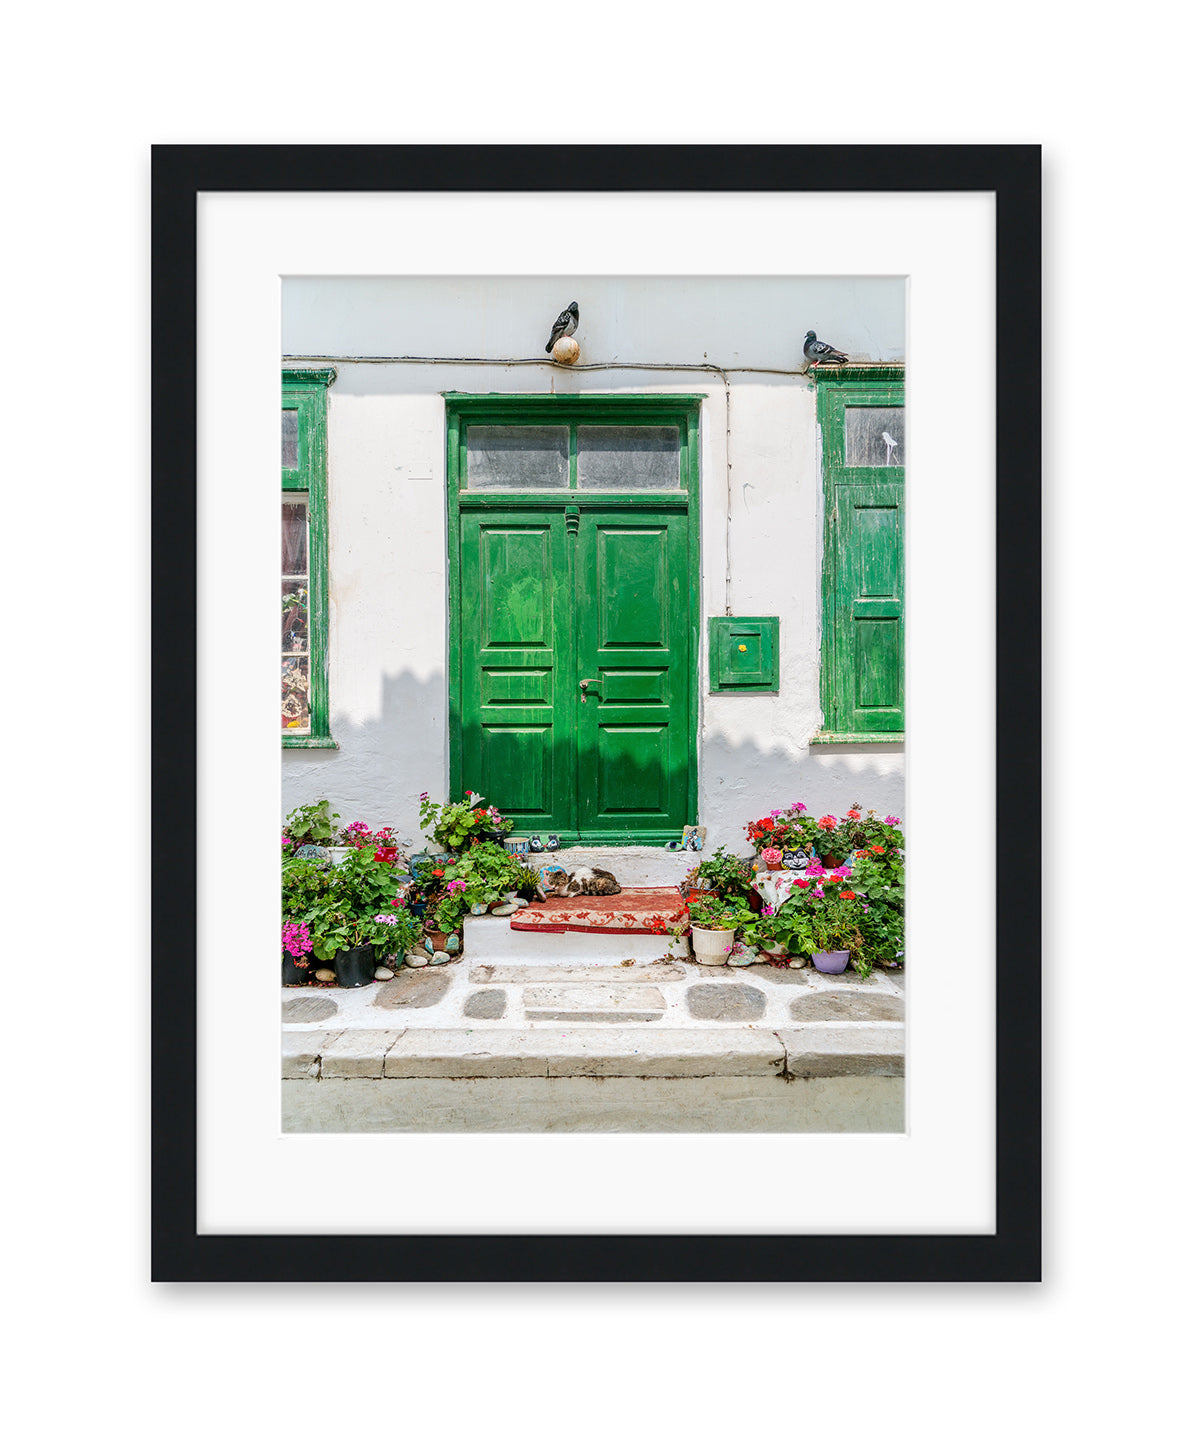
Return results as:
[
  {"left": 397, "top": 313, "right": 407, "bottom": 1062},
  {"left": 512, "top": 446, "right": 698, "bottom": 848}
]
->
[
  {"left": 282, "top": 955, "right": 311, "bottom": 986},
  {"left": 334, "top": 944, "right": 377, "bottom": 988}
]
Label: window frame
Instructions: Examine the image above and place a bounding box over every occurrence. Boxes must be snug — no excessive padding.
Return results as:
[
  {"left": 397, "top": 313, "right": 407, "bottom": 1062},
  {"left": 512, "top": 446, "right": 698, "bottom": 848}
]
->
[
  {"left": 813, "top": 365, "right": 906, "bottom": 744},
  {"left": 281, "top": 367, "right": 337, "bottom": 748}
]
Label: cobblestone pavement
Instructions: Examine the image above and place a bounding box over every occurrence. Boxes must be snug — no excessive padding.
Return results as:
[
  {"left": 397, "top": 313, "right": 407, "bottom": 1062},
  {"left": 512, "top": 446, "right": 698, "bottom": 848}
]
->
[{"left": 283, "top": 958, "right": 905, "bottom": 1033}]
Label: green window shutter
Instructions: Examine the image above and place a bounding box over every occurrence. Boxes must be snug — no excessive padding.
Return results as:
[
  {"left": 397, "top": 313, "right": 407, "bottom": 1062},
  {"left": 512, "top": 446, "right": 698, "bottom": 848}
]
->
[
  {"left": 282, "top": 367, "right": 337, "bottom": 748},
  {"left": 815, "top": 369, "right": 904, "bottom": 743},
  {"left": 831, "top": 481, "right": 904, "bottom": 733}
]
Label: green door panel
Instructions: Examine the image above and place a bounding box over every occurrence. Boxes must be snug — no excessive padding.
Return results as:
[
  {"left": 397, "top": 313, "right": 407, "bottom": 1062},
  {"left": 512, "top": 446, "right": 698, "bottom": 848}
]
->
[
  {"left": 575, "top": 512, "right": 691, "bottom": 836},
  {"left": 459, "top": 513, "right": 573, "bottom": 830},
  {"left": 458, "top": 506, "right": 693, "bottom": 841},
  {"left": 834, "top": 482, "right": 904, "bottom": 733}
]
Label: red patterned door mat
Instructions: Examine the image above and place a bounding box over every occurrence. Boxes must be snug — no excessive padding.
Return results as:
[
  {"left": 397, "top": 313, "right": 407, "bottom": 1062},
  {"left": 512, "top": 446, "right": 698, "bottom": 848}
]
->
[{"left": 509, "top": 887, "right": 689, "bottom": 935}]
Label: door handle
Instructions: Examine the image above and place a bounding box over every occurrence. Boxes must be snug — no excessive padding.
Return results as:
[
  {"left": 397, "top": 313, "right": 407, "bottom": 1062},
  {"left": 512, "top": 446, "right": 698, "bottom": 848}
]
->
[{"left": 579, "top": 678, "right": 599, "bottom": 697}]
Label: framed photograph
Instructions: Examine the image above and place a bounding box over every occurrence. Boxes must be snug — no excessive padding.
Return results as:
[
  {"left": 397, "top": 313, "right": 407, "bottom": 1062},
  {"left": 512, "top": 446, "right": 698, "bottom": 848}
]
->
[{"left": 152, "top": 144, "right": 1040, "bottom": 1281}]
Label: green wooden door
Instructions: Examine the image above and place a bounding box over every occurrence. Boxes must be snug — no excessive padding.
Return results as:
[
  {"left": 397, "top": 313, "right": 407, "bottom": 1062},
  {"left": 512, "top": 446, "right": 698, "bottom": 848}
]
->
[
  {"left": 575, "top": 511, "right": 692, "bottom": 836},
  {"left": 832, "top": 481, "right": 904, "bottom": 733},
  {"left": 458, "top": 506, "right": 693, "bottom": 842}
]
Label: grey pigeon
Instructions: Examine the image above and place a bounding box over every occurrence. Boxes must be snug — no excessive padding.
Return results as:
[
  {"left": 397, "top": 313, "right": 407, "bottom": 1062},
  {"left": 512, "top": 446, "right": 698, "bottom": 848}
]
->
[
  {"left": 545, "top": 301, "right": 579, "bottom": 353},
  {"left": 803, "top": 330, "right": 848, "bottom": 366}
]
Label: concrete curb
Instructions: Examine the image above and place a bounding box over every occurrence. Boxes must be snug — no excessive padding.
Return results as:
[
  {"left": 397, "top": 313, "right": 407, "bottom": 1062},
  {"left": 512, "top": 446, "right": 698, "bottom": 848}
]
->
[{"left": 283, "top": 1025, "right": 903, "bottom": 1081}]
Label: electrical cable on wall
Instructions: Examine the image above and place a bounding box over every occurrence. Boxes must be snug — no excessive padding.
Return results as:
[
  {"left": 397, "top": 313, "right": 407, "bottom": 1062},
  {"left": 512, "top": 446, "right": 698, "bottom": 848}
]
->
[{"left": 282, "top": 353, "right": 813, "bottom": 618}]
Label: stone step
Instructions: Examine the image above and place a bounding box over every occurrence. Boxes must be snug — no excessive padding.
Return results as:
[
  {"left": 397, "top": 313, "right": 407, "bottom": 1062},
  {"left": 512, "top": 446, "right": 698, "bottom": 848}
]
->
[
  {"left": 470, "top": 963, "right": 687, "bottom": 985},
  {"left": 526, "top": 845, "right": 699, "bottom": 889},
  {"left": 463, "top": 912, "right": 673, "bottom": 966}
]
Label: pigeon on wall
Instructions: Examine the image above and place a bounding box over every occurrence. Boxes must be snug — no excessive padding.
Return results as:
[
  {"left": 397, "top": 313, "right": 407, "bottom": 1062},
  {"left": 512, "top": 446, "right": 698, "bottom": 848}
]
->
[
  {"left": 803, "top": 330, "right": 849, "bottom": 366},
  {"left": 545, "top": 302, "right": 579, "bottom": 353}
]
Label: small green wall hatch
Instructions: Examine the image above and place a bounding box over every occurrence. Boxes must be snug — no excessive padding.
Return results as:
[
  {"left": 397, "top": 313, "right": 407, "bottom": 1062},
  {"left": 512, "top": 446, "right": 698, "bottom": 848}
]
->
[{"left": 708, "top": 616, "right": 780, "bottom": 692}]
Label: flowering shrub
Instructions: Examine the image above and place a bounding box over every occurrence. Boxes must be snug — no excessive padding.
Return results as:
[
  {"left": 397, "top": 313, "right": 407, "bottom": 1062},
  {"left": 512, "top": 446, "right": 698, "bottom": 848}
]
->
[
  {"left": 682, "top": 846, "right": 754, "bottom": 899},
  {"left": 363, "top": 909, "right": 422, "bottom": 959},
  {"left": 745, "top": 802, "right": 818, "bottom": 853},
  {"left": 418, "top": 790, "right": 513, "bottom": 852},
  {"left": 282, "top": 798, "right": 340, "bottom": 852},
  {"left": 281, "top": 921, "right": 313, "bottom": 967}
]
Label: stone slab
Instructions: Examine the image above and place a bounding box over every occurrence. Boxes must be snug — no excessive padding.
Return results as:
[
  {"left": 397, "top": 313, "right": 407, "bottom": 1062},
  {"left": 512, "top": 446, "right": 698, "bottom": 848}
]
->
[
  {"left": 372, "top": 970, "right": 453, "bottom": 1010},
  {"left": 319, "top": 1029, "right": 407, "bottom": 1078},
  {"left": 788, "top": 993, "right": 905, "bottom": 1022},
  {"left": 523, "top": 984, "right": 667, "bottom": 1018},
  {"left": 542, "top": 1029, "right": 787, "bottom": 1078},
  {"left": 282, "top": 995, "right": 340, "bottom": 1023},
  {"left": 463, "top": 989, "right": 507, "bottom": 1020},
  {"left": 754, "top": 967, "right": 813, "bottom": 986},
  {"left": 776, "top": 1026, "right": 905, "bottom": 1078},
  {"left": 529, "top": 1011, "right": 663, "bottom": 1024},
  {"left": 685, "top": 983, "right": 767, "bottom": 1022},
  {"left": 384, "top": 1030, "right": 555, "bottom": 1078},
  {"left": 470, "top": 963, "right": 686, "bottom": 985},
  {"left": 282, "top": 1029, "right": 342, "bottom": 1078}
]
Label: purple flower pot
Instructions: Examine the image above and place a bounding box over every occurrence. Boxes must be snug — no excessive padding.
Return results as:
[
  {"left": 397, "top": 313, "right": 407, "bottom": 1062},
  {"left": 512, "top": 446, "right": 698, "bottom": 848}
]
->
[{"left": 811, "top": 949, "right": 851, "bottom": 974}]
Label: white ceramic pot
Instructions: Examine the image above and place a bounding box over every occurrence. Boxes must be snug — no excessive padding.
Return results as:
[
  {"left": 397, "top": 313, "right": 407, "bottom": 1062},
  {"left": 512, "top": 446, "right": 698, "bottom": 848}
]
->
[{"left": 690, "top": 926, "right": 734, "bottom": 965}]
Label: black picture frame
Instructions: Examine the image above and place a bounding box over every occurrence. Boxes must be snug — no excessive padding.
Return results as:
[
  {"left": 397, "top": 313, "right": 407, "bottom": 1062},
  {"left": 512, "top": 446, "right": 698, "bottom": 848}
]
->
[{"left": 151, "top": 144, "right": 1041, "bottom": 1283}]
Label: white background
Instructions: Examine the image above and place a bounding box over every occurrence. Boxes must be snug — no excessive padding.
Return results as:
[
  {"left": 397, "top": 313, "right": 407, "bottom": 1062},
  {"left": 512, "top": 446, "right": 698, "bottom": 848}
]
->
[
  {"left": 199, "top": 200, "right": 991, "bottom": 1237},
  {"left": 6, "top": 4, "right": 1193, "bottom": 1438}
]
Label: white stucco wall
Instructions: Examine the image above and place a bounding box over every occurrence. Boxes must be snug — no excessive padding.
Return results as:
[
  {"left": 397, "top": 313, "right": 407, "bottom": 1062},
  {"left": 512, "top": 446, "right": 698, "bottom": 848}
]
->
[{"left": 282, "top": 276, "right": 906, "bottom": 850}]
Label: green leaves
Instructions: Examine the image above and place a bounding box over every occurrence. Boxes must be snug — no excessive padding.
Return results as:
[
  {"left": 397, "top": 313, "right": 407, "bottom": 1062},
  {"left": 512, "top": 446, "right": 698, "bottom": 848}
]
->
[{"left": 283, "top": 798, "right": 340, "bottom": 846}]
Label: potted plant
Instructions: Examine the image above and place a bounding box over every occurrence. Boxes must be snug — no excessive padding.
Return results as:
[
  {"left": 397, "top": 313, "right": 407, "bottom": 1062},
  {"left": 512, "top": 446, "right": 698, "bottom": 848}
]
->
[
  {"left": 422, "top": 884, "right": 469, "bottom": 957},
  {"left": 282, "top": 798, "right": 341, "bottom": 855},
  {"left": 745, "top": 803, "right": 819, "bottom": 857},
  {"left": 681, "top": 846, "right": 754, "bottom": 903},
  {"left": 739, "top": 912, "right": 792, "bottom": 963},
  {"left": 363, "top": 908, "right": 423, "bottom": 969},
  {"left": 417, "top": 790, "right": 513, "bottom": 854},
  {"left": 686, "top": 893, "right": 752, "bottom": 965},
  {"left": 806, "top": 893, "right": 868, "bottom": 974},
  {"left": 442, "top": 841, "right": 529, "bottom": 914},
  {"left": 281, "top": 920, "right": 314, "bottom": 985}
]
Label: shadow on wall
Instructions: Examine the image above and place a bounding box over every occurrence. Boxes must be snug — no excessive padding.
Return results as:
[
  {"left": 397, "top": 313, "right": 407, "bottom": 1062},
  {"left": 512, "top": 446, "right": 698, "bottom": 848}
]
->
[{"left": 282, "top": 669, "right": 905, "bottom": 851}]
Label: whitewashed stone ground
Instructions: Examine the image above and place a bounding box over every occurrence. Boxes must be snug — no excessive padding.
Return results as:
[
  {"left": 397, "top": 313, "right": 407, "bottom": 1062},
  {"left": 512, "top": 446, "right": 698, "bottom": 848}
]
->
[{"left": 283, "top": 959, "right": 904, "bottom": 1033}]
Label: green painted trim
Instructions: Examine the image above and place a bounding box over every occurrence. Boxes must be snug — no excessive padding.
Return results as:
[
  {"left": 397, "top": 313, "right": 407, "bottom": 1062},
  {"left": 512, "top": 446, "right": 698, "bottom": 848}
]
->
[
  {"left": 458, "top": 492, "right": 688, "bottom": 510},
  {"left": 812, "top": 365, "right": 905, "bottom": 385},
  {"left": 684, "top": 405, "right": 700, "bottom": 828},
  {"left": 446, "top": 407, "right": 464, "bottom": 800},
  {"left": 443, "top": 392, "right": 706, "bottom": 409},
  {"left": 282, "top": 367, "right": 337, "bottom": 388},
  {"left": 282, "top": 370, "right": 334, "bottom": 745},
  {"left": 445, "top": 393, "right": 701, "bottom": 840},
  {"left": 810, "top": 732, "right": 906, "bottom": 746}
]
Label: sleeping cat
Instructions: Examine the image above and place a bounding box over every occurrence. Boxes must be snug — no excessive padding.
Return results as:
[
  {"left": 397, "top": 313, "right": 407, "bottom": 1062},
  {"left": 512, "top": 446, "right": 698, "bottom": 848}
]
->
[{"left": 538, "top": 865, "right": 622, "bottom": 898}]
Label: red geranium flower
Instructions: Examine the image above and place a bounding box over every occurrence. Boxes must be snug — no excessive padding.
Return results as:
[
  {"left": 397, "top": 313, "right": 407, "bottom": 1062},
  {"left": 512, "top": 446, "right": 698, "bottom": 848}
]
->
[
  {"left": 847, "top": 809, "right": 861, "bottom": 820},
  {"left": 842, "top": 889, "right": 856, "bottom": 899},
  {"left": 817, "top": 815, "right": 837, "bottom": 831},
  {"left": 871, "top": 844, "right": 885, "bottom": 853}
]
